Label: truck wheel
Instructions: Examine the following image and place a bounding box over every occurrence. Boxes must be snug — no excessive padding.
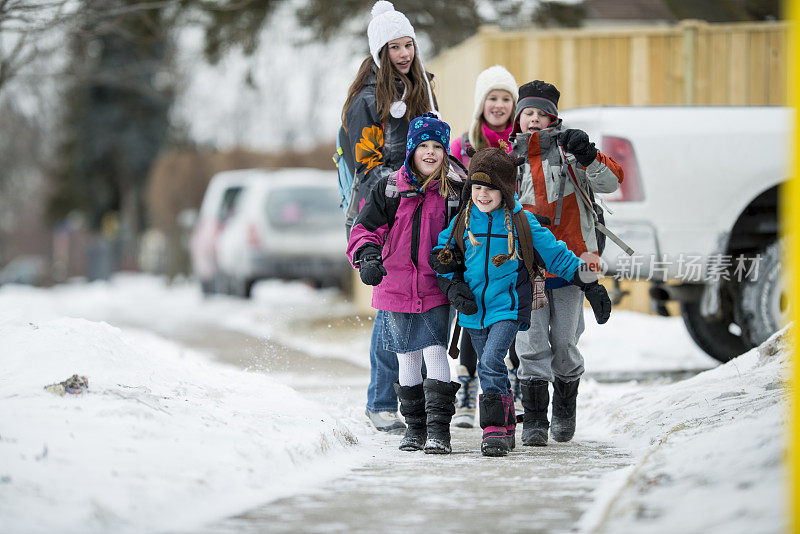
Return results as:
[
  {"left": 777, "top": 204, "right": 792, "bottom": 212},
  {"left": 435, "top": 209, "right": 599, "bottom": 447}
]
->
[
  {"left": 737, "top": 240, "right": 787, "bottom": 347},
  {"left": 680, "top": 301, "right": 750, "bottom": 363}
]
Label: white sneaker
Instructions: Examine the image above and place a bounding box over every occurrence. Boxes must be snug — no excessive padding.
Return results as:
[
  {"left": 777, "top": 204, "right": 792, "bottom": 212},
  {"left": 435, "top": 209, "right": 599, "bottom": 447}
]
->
[
  {"left": 452, "top": 408, "right": 476, "bottom": 428},
  {"left": 364, "top": 409, "right": 406, "bottom": 434}
]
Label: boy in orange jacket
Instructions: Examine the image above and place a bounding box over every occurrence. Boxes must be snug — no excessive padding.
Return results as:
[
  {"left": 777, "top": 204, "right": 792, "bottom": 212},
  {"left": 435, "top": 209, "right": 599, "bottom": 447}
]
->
[{"left": 512, "top": 80, "right": 624, "bottom": 446}]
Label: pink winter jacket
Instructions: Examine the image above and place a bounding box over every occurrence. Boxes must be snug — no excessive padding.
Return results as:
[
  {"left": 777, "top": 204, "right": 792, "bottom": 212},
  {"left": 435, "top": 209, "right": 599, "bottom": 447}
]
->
[{"left": 346, "top": 169, "right": 460, "bottom": 314}]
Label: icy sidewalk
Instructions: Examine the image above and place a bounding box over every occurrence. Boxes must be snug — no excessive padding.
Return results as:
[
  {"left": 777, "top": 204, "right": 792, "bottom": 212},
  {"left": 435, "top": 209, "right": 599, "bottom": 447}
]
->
[
  {"left": 0, "top": 316, "right": 362, "bottom": 534},
  {"left": 577, "top": 327, "right": 790, "bottom": 533}
]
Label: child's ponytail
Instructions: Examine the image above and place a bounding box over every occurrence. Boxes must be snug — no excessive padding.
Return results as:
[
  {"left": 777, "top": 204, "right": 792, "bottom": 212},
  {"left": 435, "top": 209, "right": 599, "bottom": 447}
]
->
[
  {"left": 491, "top": 206, "right": 520, "bottom": 267},
  {"left": 465, "top": 199, "right": 481, "bottom": 247}
]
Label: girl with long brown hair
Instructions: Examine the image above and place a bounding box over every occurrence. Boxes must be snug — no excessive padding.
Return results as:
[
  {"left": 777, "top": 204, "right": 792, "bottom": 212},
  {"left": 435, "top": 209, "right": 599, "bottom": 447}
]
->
[{"left": 341, "top": 1, "right": 437, "bottom": 434}]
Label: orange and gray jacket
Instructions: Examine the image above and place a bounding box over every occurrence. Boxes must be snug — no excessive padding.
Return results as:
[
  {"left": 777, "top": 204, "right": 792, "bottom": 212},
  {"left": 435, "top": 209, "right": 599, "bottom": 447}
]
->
[{"left": 512, "top": 120, "right": 624, "bottom": 285}]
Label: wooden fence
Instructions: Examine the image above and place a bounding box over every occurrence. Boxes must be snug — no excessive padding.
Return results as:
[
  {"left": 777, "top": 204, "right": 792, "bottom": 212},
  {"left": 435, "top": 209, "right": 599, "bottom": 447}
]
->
[{"left": 428, "top": 19, "right": 787, "bottom": 136}]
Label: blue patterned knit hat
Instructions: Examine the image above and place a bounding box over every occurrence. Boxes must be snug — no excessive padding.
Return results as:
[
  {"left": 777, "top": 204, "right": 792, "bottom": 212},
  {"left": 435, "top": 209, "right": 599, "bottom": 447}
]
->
[{"left": 403, "top": 112, "right": 451, "bottom": 187}]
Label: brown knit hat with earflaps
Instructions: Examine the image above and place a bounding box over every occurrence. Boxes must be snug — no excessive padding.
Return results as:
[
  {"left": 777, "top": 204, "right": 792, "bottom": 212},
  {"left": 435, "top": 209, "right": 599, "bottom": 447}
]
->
[
  {"left": 436, "top": 146, "right": 526, "bottom": 269},
  {"left": 463, "top": 145, "right": 525, "bottom": 210}
]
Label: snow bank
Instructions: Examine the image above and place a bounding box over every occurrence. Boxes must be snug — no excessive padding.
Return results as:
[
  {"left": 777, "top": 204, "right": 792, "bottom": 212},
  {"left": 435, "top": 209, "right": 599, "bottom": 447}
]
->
[
  {"left": 577, "top": 326, "right": 790, "bottom": 533},
  {"left": 0, "top": 316, "right": 361, "bottom": 533}
]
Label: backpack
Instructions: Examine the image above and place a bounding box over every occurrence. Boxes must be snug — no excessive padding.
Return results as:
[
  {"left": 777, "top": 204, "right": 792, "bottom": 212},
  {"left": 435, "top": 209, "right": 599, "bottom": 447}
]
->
[
  {"left": 332, "top": 126, "right": 355, "bottom": 215},
  {"left": 555, "top": 145, "right": 633, "bottom": 257},
  {"left": 459, "top": 132, "right": 472, "bottom": 161},
  {"left": 446, "top": 209, "right": 547, "bottom": 358}
]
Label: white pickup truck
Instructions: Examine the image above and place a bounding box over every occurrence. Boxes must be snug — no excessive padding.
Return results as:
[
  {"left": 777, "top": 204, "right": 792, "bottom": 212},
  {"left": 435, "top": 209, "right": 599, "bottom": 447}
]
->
[{"left": 560, "top": 106, "right": 790, "bottom": 362}]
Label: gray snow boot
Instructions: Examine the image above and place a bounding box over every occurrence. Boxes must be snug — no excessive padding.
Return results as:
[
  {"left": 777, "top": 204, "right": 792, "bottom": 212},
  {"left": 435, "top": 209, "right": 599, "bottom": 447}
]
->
[
  {"left": 452, "top": 365, "right": 479, "bottom": 428},
  {"left": 551, "top": 378, "right": 579, "bottom": 442},
  {"left": 422, "top": 379, "right": 460, "bottom": 454},
  {"left": 394, "top": 383, "right": 426, "bottom": 451},
  {"left": 521, "top": 379, "right": 550, "bottom": 446}
]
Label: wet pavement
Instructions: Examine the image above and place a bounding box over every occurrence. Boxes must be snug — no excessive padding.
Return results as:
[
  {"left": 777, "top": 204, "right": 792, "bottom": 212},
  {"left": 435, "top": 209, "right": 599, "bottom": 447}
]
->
[
  {"left": 150, "top": 316, "right": 636, "bottom": 534},
  {"left": 196, "top": 433, "right": 631, "bottom": 534}
]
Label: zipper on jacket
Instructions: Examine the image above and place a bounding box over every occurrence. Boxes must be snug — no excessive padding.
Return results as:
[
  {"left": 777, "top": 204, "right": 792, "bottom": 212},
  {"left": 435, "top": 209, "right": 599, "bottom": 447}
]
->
[
  {"left": 410, "top": 201, "right": 423, "bottom": 267},
  {"left": 480, "top": 212, "right": 492, "bottom": 329},
  {"left": 509, "top": 283, "right": 516, "bottom": 311}
]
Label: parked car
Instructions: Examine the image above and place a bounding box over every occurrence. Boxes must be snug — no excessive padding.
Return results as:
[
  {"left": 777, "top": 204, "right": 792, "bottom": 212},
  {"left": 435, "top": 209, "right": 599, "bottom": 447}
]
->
[
  {"left": 560, "top": 106, "right": 789, "bottom": 362},
  {"left": 190, "top": 169, "right": 265, "bottom": 294},
  {"left": 215, "top": 168, "right": 349, "bottom": 297},
  {"left": 0, "top": 255, "right": 48, "bottom": 286}
]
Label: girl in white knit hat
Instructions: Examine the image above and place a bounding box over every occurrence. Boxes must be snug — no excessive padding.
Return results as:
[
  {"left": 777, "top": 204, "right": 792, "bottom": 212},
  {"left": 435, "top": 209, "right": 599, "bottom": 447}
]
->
[
  {"left": 339, "top": 1, "right": 438, "bottom": 435},
  {"left": 449, "top": 65, "right": 523, "bottom": 428},
  {"left": 450, "top": 65, "right": 518, "bottom": 168}
]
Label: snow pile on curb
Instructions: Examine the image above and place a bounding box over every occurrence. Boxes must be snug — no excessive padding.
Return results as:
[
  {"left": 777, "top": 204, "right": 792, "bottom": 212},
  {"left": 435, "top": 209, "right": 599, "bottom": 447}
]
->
[
  {"left": 577, "top": 326, "right": 790, "bottom": 533},
  {"left": 0, "top": 316, "right": 361, "bottom": 533}
]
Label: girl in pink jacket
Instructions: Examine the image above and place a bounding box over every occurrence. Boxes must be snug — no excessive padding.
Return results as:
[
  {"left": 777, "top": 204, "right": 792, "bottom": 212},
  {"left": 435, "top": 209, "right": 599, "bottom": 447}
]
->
[{"left": 347, "top": 113, "right": 465, "bottom": 454}]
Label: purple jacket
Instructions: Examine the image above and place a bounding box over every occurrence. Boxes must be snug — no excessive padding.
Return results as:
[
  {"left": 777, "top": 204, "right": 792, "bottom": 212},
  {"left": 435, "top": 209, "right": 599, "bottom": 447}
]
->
[{"left": 347, "top": 169, "right": 461, "bottom": 313}]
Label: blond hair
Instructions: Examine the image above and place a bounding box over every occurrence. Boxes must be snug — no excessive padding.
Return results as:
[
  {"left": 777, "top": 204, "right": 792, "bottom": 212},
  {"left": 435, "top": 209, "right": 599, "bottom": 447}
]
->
[
  {"left": 436, "top": 201, "right": 521, "bottom": 268},
  {"left": 412, "top": 155, "right": 454, "bottom": 199},
  {"left": 491, "top": 206, "right": 521, "bottom": 267}
]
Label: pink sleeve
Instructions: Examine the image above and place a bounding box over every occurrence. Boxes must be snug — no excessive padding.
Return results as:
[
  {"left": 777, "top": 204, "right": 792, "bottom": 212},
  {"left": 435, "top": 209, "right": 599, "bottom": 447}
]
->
[
  {"left": 346, "top": 222, "right": 389, "bottom": 267},
  {"left": 450, "top": 136, "right": 468, "bottom": 167}
]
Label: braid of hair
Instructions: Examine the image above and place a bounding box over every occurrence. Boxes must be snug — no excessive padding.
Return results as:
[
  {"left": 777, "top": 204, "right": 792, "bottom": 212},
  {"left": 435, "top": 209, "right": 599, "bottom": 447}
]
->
[
  {"left": 436, "top": 214, "right": 458, "bottom": 265},
  {"left": 491, "top": 206, "right": 519, "bottom": 267},
  {"left": 466, "top": 199, "right": 481, "bottom": 247},
  {"left": 436, "top": 200, "right": 468, "bottom": 265}
]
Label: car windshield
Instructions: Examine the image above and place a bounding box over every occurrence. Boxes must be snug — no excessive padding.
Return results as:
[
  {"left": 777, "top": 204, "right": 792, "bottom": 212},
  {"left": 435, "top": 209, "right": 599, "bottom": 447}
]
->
[{"left": 266, "top": 186, "right": 342, "bottom": 230}]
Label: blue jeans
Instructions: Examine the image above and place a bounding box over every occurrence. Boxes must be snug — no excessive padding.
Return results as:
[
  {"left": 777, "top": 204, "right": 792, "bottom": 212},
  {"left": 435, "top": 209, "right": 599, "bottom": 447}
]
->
[
  {"left": 465, "top": 320, "right": 521, "bottom": 395},
  {"left": 366, "top": 310, "right": 400, "bottom": 412}
]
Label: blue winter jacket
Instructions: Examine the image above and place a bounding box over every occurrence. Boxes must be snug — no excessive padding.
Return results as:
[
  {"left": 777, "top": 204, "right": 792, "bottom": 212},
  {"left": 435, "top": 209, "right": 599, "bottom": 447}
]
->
[{"left": 434, "top": 200, "right": 583, "bottom": 331}]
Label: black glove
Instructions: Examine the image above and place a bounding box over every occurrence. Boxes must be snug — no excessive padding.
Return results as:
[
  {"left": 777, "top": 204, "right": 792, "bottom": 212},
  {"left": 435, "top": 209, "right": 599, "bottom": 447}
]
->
[
  {"left": 558, "top": 129, "right": 597, "bottom": 167},
  {"left": 357, "top": 248, "right": 386, "bottom": 286},
  {"left": 437, "top": 276, "right": 478, "bottom": 315},
  {"left": 449, "top": 282, "right": 478, "bottom": 315},
  {"left": 429, "top": 247, "right": 464, "bottom": 275},
  {"left": 533, "top": 214, "right": 551, "bottom": 227},
  {"left": 571, "top": 268, "right": 611, "bottom": 324}
]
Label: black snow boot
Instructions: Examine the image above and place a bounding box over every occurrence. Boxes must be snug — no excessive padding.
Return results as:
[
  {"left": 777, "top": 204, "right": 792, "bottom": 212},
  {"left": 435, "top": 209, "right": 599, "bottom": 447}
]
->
[
  {"left": 520, "top": 379, "right": 550, "bottom": 446},
  {"left": 551, "top": 378, "right": 579, "bottom": 442},
  {"left": 422, "top": 379, "right": 460, "bottom": 454},
  {"left": 480, "top": 393, "right": 510, "bottom": 457},
  {"left": 394, "top": 383, "right": 427, "bottom": 451}
]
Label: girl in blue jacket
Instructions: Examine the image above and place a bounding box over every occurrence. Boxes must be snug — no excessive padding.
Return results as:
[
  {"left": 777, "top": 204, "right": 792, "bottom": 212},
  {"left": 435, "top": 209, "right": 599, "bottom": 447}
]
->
[{"left": 431, "top": 146, "right": 612, "bottom": 457}]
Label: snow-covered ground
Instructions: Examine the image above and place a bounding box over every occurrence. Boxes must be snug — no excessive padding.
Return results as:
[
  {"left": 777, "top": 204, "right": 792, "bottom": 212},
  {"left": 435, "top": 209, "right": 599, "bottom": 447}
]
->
[
  {"left": 0, "top": 318, "right": 365, "bottom": 533},
  {"left": 578, "top": 328, "right": 789, "bottom": 533},
  {"left": 0, "top": 275, "right": 788, "bottom": 532}
]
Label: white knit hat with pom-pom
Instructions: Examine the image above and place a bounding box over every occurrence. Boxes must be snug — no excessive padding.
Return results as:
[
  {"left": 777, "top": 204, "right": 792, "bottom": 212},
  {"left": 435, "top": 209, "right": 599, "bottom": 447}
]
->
[
  {"left": 366, "top": 1, "right": 437, "bottom": 119},
  {"left": 367, "top": 1, "right": 416, "bottom": 67}
]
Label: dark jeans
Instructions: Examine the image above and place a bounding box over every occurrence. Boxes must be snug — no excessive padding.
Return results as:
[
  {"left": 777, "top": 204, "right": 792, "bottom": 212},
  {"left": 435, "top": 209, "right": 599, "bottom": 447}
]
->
[{"left": 464, "top": 320, "right": 521, "bottom": 395}]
